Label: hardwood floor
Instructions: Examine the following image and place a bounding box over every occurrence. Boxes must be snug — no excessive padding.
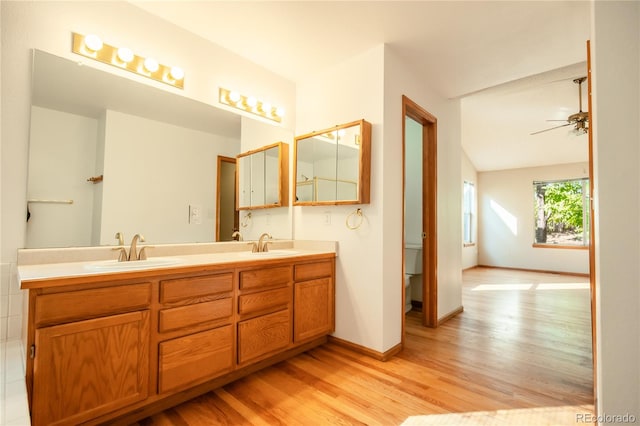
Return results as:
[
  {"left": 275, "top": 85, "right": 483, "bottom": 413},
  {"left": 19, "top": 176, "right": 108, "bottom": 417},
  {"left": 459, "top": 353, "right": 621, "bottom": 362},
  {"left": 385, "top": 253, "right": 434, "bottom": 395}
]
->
[{"left": 134, "top": 267, "right": 594, "bottom": 425}]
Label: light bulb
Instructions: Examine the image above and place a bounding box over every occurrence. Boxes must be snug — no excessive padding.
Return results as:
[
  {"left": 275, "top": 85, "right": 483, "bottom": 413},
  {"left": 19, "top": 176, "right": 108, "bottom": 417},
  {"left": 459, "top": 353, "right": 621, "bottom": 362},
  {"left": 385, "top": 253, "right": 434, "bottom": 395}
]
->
[
  {"left": 84, "top": 34, "right": 103, "bottom": 52},
  {"left": 275, "top": 106, "right": 285, "bottom": 117},
  {"left": 246, "top": 96, "right": 257, "bottom": 108},
  {"left": 117, "top": 47, "right": 134, "bottom": 63},
  {"left": 229, "top": 91, "right": 241, "bottom": 103},
  {"left": 262, "top": 102, "right": 272, "bottom": 115},
  {"left": 169, "top": 66, "right": 184, "bottom": 80},
  {"left": 144, "top": 57, "right": 159, "bottom": 73}
]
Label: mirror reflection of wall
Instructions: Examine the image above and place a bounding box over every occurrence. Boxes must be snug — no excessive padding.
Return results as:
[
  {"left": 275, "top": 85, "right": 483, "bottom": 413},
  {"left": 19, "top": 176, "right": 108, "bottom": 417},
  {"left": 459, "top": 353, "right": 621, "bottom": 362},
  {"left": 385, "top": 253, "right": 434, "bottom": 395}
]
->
[
  {"left": 294, "top": 119, "right": 370, "bottom": 205},
  {"left": 26, "top": 50, "right": 242, "bottom": 248}
]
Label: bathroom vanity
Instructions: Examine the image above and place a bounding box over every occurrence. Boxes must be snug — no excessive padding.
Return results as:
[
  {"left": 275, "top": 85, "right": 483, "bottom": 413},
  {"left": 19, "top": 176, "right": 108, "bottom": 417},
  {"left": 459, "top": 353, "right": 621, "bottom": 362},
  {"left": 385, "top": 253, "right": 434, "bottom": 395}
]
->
[{"left": 19, "top": 246, "right": 335, "bottom": 425}]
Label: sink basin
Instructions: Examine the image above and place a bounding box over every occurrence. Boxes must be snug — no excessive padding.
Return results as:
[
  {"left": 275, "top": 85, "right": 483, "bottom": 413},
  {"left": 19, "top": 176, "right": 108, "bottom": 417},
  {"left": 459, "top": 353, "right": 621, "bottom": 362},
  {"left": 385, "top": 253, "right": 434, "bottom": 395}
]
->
[
  {"left": 84, "top": 257, "right": 181, "bottom": 271},
  {"left": 240, "top": 250, "right": 301, "bottom": 258}
]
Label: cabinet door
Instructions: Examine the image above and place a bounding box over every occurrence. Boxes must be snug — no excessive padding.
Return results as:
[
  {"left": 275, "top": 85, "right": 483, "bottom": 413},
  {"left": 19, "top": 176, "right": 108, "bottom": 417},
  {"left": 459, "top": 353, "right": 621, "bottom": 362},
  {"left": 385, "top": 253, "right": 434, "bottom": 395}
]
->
[
  {"left": 32, "top": 311, "right": 149, "bottom": 426},
  {"left": 294, "top": 278, "right": 334, "bottom": 342}
]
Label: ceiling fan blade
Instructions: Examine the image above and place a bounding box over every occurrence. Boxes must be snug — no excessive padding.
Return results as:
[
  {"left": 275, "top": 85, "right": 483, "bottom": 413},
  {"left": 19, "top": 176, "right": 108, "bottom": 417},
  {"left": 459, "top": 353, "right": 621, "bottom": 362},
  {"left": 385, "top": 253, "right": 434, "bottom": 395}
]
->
[{"left": 530, "top": 122, "right": 573, "bottom": 135}]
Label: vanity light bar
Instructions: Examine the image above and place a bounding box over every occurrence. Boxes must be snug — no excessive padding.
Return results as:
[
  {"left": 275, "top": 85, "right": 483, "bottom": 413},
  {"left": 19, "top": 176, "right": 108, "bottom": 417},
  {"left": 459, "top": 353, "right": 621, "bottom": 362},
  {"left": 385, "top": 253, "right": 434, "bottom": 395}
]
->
[
  {"left": 71, "top": 32, "right": 184, "bottom": 89},
  {"left": 218, "top": 88, "right": 284, "bottom": 123}
]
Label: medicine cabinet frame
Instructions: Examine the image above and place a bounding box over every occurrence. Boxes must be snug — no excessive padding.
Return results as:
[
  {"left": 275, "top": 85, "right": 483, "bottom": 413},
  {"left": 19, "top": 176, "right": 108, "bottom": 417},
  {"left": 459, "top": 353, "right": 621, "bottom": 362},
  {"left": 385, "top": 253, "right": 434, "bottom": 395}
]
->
[
  {"left": 293, "top": 119, "right": 371, "bottom": 206},
  {"left": 236, "top": 141, "right": 289, "bottom": 210}
]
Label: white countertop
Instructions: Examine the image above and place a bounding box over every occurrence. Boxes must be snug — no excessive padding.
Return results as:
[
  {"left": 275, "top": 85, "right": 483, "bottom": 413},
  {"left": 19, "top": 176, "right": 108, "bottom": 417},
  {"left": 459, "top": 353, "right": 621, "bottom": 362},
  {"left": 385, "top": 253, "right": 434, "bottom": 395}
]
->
[{"left": 18, "top": 240, "right": 337, "bottom": 286}]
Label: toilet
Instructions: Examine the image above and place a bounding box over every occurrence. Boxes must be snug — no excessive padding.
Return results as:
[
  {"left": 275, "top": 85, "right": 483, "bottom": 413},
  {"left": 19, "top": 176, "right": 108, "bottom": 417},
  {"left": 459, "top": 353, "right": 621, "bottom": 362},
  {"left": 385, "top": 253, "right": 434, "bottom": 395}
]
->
[{"left": 404, "top": 244, "right": 423, "bottom": 313}]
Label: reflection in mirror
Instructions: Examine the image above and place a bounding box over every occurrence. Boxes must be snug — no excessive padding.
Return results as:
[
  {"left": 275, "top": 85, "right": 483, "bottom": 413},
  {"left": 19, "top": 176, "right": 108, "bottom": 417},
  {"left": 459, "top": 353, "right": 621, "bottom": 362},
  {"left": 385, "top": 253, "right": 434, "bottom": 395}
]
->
[
  {"left": 27, "top": 50, "right": 243, "bottom": 248},
  {"left": 236, "top": 142, "right": 289, "bottom": 210},
  {"left": 293, "top": 119, "right": 371, "bottom": 205}
]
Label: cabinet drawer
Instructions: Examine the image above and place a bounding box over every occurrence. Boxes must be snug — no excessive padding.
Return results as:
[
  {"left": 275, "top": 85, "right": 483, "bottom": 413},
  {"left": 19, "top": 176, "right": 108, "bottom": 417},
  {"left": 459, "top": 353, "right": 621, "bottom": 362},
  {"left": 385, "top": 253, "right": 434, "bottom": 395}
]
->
[
  {"left": 159, "top": 298, "right": 232, "bottom": 333},
  {"left": 160, "top": 273, "right": 233, "bottom": 303},
  {"left": 239, "top": 266, "right": 291, "bottom": 291},
  {"left": 238, "top": 309, "right": 290, "bottom": 364},
  {"left": 158, "top": 325, "right": 233, "bottom": 393},
  {"left": 238, "top": 286, "right": 290, "bottom": 316},
  {"left": 294, "top": 260, "right": 333, "bottom": 282},
  {"left": 35, "top": 283, "right": 151, "bottom": 327}
]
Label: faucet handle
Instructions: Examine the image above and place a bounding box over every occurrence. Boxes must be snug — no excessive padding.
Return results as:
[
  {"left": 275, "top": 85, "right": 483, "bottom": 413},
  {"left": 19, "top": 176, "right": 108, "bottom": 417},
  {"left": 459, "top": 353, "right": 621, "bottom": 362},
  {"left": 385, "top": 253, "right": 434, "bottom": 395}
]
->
[
  {"left": 248, "top": 242, "right": 259, "bottom": 253},
  {"left": 112, "top": 247, "right": 128, "bottom": 262},
  {"left": 138, "top": 246, "right": 154, "bottom": 260}
]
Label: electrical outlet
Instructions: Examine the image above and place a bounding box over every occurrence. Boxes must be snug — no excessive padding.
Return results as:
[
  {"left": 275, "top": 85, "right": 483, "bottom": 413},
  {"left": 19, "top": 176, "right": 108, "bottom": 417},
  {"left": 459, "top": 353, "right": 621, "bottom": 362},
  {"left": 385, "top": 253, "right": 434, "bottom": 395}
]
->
[{"left": 189, "top": 204, "right": 202, "bottom": 224}]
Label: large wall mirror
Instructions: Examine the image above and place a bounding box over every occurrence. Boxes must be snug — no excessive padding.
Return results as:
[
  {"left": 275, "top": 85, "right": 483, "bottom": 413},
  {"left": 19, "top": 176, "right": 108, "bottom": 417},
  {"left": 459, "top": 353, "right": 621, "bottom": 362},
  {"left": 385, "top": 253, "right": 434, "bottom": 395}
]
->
[
  {"left": 27, "top": 49, "right": 245, "bottom": 248},
  {"left": 237, "top": 142, "right": 289, "bottom": 209},
  {"left": 293, "top": 119, "right": 371, "bottom": 205}
]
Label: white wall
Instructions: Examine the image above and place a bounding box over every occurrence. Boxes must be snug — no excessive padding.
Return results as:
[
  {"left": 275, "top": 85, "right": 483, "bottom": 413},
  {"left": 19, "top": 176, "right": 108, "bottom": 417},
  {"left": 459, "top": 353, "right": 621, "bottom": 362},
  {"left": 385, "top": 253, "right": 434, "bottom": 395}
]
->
[
  {"left": 100, "top": 110, "right": 239, "bottom": 245},
  {"left": 27, "top": 106, "right": 98, "bottom": 248},
  {"left": 294, "top": 43, "right": 463, "bottom": 353},
  {"left": 405, "top": 116, "right": 423, "bottom": 246},
  {"left": 295, "top": 45, "right": 387, "bottom": 351},
  {"left": 461, "top": 150, "right": 478, "bottom": 269},
  {"left": 478, "top": 162, "right": 589, "bottom": 274},
  {"left": 385, "top": 47, "right": 463, "bottom": 324},
  {"left": 592, "top": 1, "right": 640, "bottom": 419}
]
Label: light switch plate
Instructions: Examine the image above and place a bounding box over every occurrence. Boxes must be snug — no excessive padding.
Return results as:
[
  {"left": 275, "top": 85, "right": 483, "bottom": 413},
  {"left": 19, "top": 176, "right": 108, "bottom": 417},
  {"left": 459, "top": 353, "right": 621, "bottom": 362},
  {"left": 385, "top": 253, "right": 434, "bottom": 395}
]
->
[{"left": 189, "top": 204, "right": 202, "bottom": 225}]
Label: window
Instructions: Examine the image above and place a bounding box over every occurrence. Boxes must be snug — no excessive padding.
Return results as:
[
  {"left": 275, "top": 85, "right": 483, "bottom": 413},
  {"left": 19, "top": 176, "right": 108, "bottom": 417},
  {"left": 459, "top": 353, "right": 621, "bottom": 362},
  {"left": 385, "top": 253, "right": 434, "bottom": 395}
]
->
[
  {"left": 533, "top": 178, "right": 590, "bottom": 247},
  {"left": 463, "top": 181, "right": 475, "bottom": 244}
]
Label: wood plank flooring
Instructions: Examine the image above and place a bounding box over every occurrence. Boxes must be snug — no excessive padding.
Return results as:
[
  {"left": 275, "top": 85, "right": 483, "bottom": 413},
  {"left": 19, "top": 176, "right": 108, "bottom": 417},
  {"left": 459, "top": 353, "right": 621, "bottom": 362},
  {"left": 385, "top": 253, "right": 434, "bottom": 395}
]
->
[{"left": 134, "top": 267, "right": 594, "bottom": 425}]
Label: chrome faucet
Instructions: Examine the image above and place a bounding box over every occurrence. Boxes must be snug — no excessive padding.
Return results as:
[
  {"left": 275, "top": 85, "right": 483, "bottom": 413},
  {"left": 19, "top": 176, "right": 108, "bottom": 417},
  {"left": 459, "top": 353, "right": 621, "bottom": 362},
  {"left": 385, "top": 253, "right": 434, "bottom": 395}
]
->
[
  {"left": 257, "top": 233, "right": 272, "bottom": 252},
  {"left": 128, "top": 234, "right": 145, "bottom": 261}
]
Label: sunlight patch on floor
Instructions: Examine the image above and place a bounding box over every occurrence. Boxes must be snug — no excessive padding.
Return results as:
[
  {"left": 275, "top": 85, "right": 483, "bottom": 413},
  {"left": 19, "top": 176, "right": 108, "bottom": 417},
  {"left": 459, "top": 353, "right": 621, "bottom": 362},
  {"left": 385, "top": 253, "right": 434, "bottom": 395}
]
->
[
  {"left": 401, "top": 405, "right": 595, "bottom": 425},
  {"left": 536, "top": 282, "right": 590, "bottom": 290},
  {"left": 472, "top": 282, "right": 589, "bottom": 291},
  {"left": 472, "top": 283, "right": 533, "bottom": 291}
]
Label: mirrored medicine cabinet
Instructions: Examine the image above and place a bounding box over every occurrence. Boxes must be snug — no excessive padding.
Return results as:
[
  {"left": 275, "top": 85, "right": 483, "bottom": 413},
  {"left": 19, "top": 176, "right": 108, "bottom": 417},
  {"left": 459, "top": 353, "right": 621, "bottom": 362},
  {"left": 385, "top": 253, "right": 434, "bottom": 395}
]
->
[
  {"left": 293, "top": 119, "right": 371, "bottom": 206},
  {"left": 236, "top": 142, "right": 289, "bottom": 210}
]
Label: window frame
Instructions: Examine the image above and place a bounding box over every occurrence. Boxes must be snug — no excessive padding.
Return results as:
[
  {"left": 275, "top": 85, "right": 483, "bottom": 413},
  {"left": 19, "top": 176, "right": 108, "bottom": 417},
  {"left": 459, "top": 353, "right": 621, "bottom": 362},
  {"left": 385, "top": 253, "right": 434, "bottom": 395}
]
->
[
  {"left": 532, "top": 177, "right": 590, "bottom": 249},
  {"left": 463, "top": 180, "right": 475, "bottom": 246}
]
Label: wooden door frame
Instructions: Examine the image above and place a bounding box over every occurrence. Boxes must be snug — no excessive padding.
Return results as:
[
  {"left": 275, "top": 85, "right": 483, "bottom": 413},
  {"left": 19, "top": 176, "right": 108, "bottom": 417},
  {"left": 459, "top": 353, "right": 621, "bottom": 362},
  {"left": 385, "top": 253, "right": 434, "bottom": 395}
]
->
[
  {"left": 402, "top": 95, "right": 438, "bottom": 333},
  {"left": 216, "top": 156, "right": 239, "bottom": 241},
  {"left": 586, "top": 39, "right": 598, "bottom": 411}
]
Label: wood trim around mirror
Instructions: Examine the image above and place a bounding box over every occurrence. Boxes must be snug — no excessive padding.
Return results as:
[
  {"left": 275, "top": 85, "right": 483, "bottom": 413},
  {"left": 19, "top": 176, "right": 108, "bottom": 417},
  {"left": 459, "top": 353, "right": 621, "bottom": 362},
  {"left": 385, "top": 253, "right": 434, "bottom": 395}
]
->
[
  {"left": 236, "top": 141, "right": 289, "bottom": 210},
  {"left": 292, "top": 119, "right": 371, "bottom": 206}
]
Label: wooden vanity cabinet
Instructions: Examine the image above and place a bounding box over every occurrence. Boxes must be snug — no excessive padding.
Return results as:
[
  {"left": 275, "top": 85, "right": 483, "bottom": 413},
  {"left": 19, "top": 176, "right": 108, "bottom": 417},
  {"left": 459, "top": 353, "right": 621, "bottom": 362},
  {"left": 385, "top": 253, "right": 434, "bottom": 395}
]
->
[
  {"left": 29, "top": 282, "right": 152, "bottom": 426},
  {"left": 294, "top": 259, "right": 335, "bottom": 342},
  {"left": 23, "top": 254, "right": 335, "bottom": 426}
]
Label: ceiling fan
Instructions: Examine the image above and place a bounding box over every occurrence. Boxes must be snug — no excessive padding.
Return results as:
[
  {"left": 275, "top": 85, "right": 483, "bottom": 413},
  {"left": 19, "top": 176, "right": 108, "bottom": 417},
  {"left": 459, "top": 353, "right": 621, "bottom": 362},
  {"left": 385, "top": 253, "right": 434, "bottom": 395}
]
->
[{"left": 530, "top": 77, "right": 589, "bottom": 135}]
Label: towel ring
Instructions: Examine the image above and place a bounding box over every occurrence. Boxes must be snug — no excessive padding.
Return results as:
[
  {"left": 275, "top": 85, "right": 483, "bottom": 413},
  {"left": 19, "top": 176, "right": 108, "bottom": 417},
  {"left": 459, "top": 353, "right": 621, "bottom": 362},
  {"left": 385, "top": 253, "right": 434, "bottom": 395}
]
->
[
  {"left": 346, "top": 208, "right": 364, "bottom": 230},
  {"left": 241, "top": 212, "right": 252, "bottom": 228}
]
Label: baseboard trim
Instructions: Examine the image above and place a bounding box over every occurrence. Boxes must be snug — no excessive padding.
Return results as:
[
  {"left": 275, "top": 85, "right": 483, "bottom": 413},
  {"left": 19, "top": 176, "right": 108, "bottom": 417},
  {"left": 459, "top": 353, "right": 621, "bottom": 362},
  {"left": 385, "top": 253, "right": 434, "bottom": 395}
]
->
[
  {"left": 438, "top": 306, "right": 463, "bottom": 326},
  {"left": 328, "top": 336, "right": 402, "bottom": 362},
  {"left": 475, "top": 264, "right": 589, "bottom": 278}
]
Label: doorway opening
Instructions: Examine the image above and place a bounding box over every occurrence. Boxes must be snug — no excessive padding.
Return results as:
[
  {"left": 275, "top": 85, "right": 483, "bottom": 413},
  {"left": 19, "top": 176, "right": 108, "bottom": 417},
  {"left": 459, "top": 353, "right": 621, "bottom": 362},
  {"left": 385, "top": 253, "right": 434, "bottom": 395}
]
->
[
  {"left": 216, "top": 156, "right": 239, "bottom": 241},
  {"left": 402, "top": 95, "right": 438, "bottom": 339}
]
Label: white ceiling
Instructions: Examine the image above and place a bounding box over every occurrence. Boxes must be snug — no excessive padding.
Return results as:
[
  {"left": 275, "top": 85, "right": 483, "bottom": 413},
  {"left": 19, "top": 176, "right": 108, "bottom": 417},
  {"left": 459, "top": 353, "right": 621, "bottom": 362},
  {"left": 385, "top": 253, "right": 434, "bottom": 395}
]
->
[{"left": 130, "top": 0, "right": 592, "bottom": 171}]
